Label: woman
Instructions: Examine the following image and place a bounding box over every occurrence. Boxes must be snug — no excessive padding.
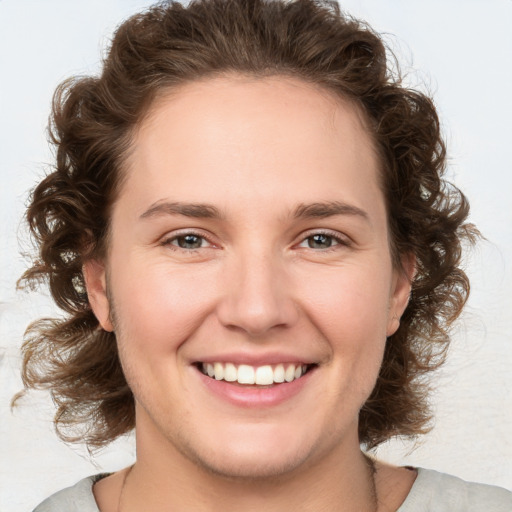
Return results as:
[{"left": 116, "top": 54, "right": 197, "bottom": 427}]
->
[{"left": 15, "top": 0, "right": 511, "bottom": 510}]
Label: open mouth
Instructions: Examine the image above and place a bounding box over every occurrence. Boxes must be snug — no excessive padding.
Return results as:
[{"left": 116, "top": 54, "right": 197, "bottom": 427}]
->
[{"left": 196, "top": 362, "right": 315, "bottom": 386}]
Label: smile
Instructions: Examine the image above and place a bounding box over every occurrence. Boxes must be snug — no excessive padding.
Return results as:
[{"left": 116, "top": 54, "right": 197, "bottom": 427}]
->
[{"left": 199, "top": 362, "right": 312, "bottom": 386}]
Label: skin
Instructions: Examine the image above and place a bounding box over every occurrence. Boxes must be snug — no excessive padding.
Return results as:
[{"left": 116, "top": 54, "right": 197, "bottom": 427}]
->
[{"left": 85, "top": 75, "right": 416, "bottom": 511}]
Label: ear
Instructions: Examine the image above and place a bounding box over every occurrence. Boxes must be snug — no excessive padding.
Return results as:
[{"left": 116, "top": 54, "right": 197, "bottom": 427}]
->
[
  {"left": 386, "top": 253, "right": 416, "bottom": 337},
  {"left": 83, "top": 259, "right": 114, "bottom": 332}
]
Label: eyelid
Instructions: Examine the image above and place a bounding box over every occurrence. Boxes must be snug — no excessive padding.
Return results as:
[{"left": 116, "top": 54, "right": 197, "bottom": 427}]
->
[
  {"left": 158, "top": 228, "right": 351, "bottom": 252},
  {"left": 296, "top": 229, "right": 352, "bottom": 249},
  {"left": 160, "top": 229, "right": 218, "bottom": 250}
]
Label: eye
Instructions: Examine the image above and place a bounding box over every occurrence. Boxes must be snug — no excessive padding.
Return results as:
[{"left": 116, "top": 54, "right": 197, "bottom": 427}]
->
[
  {"left": 306, "top": 233, "right": 336, "bottom": 249},
  {"left": 298, "top": 232, "right": 347, "bottom": 250},
  {"left": 162, "top": 232, "right": 212, "bottom": 250}
]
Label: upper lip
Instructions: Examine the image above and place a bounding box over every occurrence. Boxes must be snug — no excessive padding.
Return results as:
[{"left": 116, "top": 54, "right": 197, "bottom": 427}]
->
[{"left": 192, "top": 352, "right": 319, "bottom": 366}]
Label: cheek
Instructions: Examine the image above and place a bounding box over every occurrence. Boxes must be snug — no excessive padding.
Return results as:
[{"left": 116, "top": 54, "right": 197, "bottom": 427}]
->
[
  {"left": 296, "top": 264, "right": 391, "bottom": 394},
  {"left": 109, "top": 258, "right": 219, "bottom": 354},
  {"left": 297, "top": 264, "right": 392, "bottom": 344}
]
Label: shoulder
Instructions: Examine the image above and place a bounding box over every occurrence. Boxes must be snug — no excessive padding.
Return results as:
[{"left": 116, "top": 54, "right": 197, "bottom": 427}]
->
[
  {"left": 32, "top": 474, "right": 107, "bottom": 512},
  {"left": 398, "top": 468, "right": 512, "bottom": 512}
]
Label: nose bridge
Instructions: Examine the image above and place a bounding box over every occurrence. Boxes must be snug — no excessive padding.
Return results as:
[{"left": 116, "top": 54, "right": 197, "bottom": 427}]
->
[{"left": 217, "top": 243, "right": 297, "bottom": 336}]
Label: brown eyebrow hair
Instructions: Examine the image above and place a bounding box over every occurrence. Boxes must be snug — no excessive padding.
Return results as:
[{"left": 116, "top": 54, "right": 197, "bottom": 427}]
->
[
  {"left": 140, "top": 201, "right": 223, "bottom": 220},
  {"left": 140, "top": 200, "right": 370, "bottom": 222},
  {"left": 292, "top": 201, "right": 369, "bottom": 221}
]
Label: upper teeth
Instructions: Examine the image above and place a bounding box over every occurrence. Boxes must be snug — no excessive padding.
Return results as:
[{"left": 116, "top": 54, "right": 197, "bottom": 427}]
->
[{"left": 201, "top": 362, "right": 308, "bottom": 385}]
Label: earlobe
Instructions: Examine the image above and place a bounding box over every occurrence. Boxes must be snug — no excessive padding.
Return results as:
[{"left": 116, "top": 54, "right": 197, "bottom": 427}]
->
[
  {"left": 82, "top": 259, "right": 114, "bottom": 332},
  {"left": 386, "top": 253, "right": 416, "bottom": 337}
]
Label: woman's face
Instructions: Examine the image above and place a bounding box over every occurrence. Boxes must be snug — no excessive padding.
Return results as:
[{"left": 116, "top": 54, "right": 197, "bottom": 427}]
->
[{"left": 86, "top": 75, "right": 411, "bottom": 478}]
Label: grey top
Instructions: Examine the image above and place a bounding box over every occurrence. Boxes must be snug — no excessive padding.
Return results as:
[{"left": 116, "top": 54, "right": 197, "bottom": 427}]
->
[{"left": 33, "top": 468, "right": 512, "bottom": 512}]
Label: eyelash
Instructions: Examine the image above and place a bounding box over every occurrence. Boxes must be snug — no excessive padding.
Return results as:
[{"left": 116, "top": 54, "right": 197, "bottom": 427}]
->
[
  {"left": 160, "top": 230, "right": 350, "bottom": 253},
  {"left": 161, "top": 231, "right": 214, "bottom": 252},
  {"left": 297, "top": 230, "right": 350, "bottom": 252}
]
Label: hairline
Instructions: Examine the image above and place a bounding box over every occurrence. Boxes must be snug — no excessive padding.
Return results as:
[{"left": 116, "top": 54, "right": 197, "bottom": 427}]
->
[{"left": 98, "top": 71, "right": 397, "bottom": 263}]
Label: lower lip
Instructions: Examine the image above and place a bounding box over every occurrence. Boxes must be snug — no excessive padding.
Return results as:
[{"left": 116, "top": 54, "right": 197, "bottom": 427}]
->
[{"left": 196, "top": 367, "right": 316, "bottom": 408}]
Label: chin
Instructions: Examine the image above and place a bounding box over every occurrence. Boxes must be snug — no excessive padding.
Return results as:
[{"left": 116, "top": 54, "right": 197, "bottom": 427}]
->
[
  {"left": 174, "top": 427, "right": 319, "bottom": 481},
  {"left": 190, "top": 448, "right": 311, "bottom": 481}
]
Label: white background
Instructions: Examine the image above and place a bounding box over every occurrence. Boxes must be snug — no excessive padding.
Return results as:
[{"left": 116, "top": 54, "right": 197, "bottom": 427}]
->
[{"left": 1, "top": 1, "right": 511, "bottom": 510}]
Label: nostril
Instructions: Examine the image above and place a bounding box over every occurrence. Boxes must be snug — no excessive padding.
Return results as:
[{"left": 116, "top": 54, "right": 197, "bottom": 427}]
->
[{"left": 215, "top": 281, "right": 300, "bottom": 336}]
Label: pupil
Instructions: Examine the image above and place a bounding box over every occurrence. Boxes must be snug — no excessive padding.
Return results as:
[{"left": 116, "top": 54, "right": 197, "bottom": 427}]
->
[
  {"left": 178, "top": 235, "right": 202, "bottom": 249},
  {"left": 309, "top": 234, "right": 331, "bottom": 249}
]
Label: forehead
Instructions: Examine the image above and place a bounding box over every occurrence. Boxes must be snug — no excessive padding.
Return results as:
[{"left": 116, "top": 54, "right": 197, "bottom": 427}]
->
[
  {"left": 119, "top": 74, "right": 383, "bottom": 223},
  {"left": 139, "top": 74, "right": 376, "bottom": 163}
]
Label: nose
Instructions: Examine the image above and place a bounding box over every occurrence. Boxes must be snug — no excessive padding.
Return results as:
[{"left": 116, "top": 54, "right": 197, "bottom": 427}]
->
[{"left": 216, "top": 250, "right": 299, "bottom": 337}]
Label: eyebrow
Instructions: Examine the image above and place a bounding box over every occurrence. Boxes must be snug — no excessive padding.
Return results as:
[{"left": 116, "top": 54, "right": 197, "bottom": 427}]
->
[
  {"left": 292, "top": 201, "right": 369, "bottom": 222},
  {"left": 140, "top": 201, "right": 224, "bottom": 220},
  {"left": 140, "top": 200, "right": 369, "bottom": 223}
]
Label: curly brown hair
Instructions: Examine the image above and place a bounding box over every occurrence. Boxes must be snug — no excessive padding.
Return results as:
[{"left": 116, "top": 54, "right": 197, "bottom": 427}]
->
[{"left": 16, "top": 0, "right": 476, "bottom": 449}]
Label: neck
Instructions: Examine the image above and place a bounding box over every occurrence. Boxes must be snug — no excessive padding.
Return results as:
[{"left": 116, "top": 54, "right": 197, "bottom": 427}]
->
[{"left": 120, "top": 418, "right": 378, "bottom": 512}]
